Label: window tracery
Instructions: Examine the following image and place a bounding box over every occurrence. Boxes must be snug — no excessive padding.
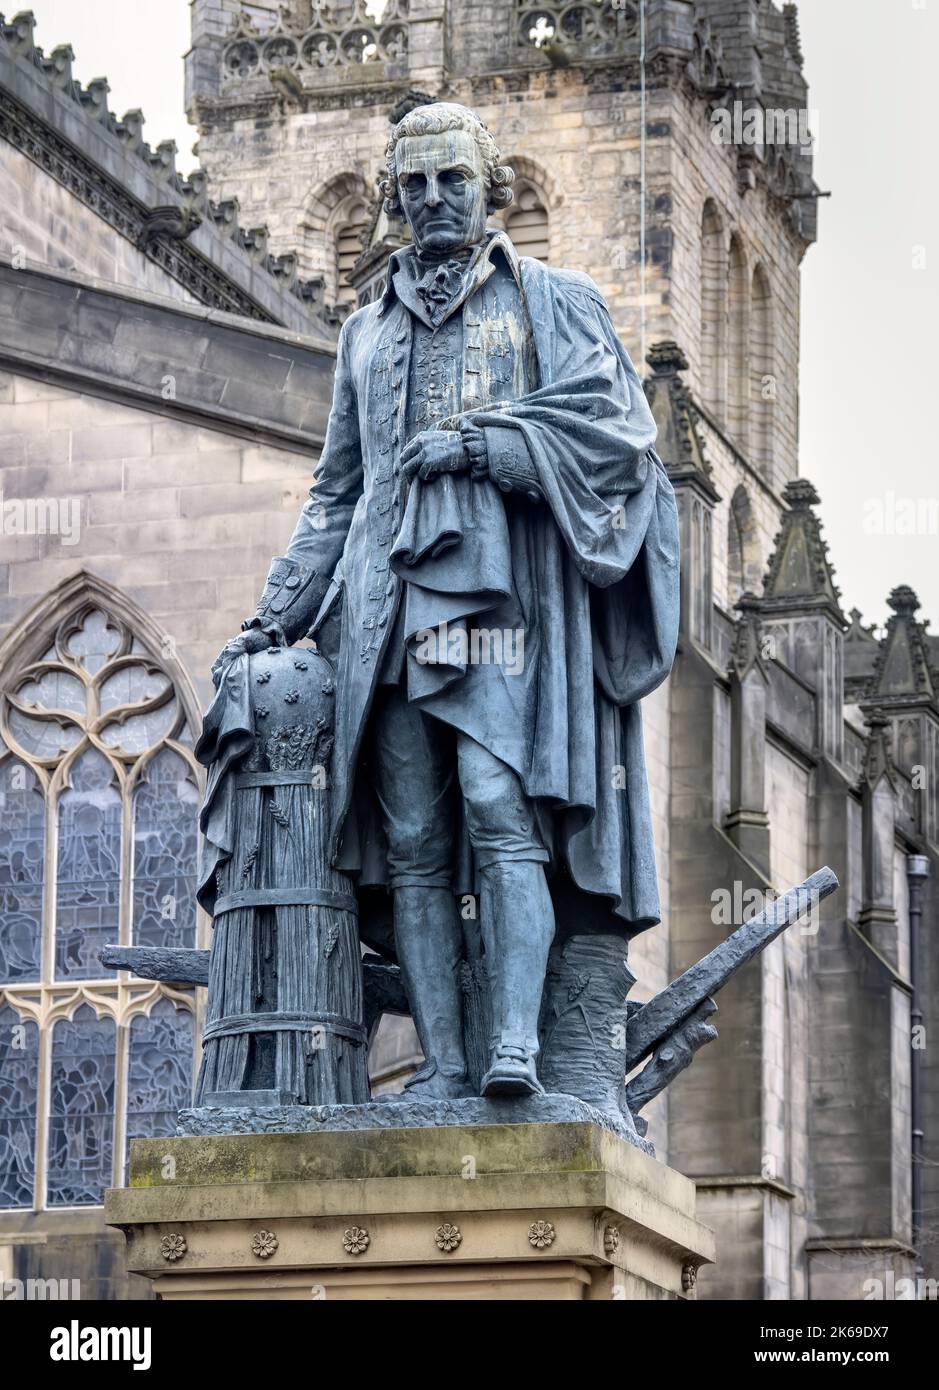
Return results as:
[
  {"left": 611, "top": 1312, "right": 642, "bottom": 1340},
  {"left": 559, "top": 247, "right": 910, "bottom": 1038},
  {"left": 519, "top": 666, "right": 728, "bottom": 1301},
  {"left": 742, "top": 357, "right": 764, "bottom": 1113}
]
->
[{"left": 0, "top": 590, "right": 200, "bottom": 1209}]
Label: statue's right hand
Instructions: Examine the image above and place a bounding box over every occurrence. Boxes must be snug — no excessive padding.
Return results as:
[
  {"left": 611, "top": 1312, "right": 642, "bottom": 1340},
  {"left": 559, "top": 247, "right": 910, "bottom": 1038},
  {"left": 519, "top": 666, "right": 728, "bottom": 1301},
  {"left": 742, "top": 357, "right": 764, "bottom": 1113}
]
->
[{"left": 211, "top": 627, "right": 275, "bottom": 689}]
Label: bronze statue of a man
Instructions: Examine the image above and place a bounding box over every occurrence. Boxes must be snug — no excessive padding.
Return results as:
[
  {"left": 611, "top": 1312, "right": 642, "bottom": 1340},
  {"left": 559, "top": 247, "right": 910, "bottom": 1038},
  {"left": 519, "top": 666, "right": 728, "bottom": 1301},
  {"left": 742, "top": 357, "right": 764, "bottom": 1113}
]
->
[{"left": 214, "top": 103, "right": 680, "bottom": 1102}]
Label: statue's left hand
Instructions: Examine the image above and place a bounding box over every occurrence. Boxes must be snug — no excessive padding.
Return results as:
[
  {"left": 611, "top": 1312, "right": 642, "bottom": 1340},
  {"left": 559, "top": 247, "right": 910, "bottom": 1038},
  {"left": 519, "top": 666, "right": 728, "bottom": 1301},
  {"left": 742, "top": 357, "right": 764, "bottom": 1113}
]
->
[{"left": 400, "top": 429, "right": 472, "bottom": 483}]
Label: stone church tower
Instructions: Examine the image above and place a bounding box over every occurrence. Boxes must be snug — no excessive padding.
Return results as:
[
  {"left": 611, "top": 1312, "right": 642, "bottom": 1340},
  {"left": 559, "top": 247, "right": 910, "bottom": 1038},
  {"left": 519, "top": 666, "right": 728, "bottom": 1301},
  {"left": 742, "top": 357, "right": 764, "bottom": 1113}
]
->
[{"left": 0, "top": 2, "right": 934, "bottom": 1301}]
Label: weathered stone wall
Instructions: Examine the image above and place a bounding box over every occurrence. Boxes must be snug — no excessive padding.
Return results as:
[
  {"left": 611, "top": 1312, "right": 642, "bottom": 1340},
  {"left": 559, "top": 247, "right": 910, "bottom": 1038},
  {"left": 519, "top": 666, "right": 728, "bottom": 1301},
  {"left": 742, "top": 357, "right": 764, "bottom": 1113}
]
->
[
  {"left": 0, "top": 142, "right": 200, "bottom": 304},
  {"left": 0, "top": 369, "right": 315, "bottom": 698},
  {"left": 685, "top": 735, "right": 813, "bottom": 1302},
  {"left": 0, "top": 1212, "right": 153, "bottom": 1301},
  {"left": 767, "top": 740, "right": 811, "bottom": 1301}
]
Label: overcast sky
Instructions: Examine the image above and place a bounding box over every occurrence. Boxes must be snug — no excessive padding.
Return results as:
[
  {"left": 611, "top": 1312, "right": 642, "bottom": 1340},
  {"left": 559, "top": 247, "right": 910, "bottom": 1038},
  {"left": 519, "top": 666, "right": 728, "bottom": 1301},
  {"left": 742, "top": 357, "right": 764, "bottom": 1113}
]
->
[{"left": 23, "top": 1, "right": 938, "bottom": 631}]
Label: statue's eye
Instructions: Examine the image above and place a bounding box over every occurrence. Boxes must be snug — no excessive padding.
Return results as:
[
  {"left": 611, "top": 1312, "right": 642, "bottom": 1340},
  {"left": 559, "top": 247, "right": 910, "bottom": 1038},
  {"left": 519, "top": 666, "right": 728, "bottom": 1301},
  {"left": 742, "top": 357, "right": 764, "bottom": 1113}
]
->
[
  {"left": 401, "top": 173, "right": 425, "bottom": 196},
  {"left": 441, "top": 170, "right": 466, "bottom": 186}
]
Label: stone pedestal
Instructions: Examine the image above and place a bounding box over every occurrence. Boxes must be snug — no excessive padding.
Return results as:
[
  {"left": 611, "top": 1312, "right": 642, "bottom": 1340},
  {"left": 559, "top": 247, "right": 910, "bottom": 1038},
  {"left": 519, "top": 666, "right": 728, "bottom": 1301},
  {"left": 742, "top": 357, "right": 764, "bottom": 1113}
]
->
[{"left": 105, "top": 1122, "right": 714, "bottom": 1300}]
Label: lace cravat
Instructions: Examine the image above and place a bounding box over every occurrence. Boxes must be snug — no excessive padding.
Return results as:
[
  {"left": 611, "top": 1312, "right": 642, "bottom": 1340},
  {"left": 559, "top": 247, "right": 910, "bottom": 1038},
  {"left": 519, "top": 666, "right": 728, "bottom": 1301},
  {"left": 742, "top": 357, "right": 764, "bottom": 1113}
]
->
[{"left": 414, "top": 256, "right": 468, "bottom": 322}]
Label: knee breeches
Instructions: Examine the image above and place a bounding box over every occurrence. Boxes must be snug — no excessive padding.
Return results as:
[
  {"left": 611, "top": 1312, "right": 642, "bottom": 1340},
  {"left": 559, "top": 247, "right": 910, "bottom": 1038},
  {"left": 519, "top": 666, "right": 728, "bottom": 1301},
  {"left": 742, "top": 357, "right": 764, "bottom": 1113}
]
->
[{"left": 369, "top": 685, "right": 548, "bottom": 889}]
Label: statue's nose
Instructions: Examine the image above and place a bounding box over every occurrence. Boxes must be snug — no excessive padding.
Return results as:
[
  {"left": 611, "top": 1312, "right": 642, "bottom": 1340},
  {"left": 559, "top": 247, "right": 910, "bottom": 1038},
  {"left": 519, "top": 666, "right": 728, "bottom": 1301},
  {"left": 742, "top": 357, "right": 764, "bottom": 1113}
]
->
[{"left": 423, "top": 173, "right": 442, "bottom": 207}]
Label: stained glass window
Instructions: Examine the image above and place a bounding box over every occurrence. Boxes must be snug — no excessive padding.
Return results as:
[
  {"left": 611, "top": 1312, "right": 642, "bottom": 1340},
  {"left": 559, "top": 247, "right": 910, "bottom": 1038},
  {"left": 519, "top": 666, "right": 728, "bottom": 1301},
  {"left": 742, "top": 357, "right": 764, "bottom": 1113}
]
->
[
  {"left": 0, "top": 1005, "right": 39, "bottom": 1208},
  {"left": 55, "top": 750, "right": 121, "bottom": 981},
  {"left": 7, "top": 705, "right": 81, "bottom": 759},
  {"left": 0, "top": 592, "right": 201, "bottom": 1209},
  {"left": 100, "top": 699, "right": 178, "bottom": 754},
  {"left": 132, "top": 750, "right": 198, "bottom": 951},
  {"left": 125, "top": 999, "right": 195, "bottom": 1176},
  {"left": 47, "top": 1005, "right": 116, "bottom": 1207},
  {"left": 0, "top": 757, "right": 44, "bottom": 983}
]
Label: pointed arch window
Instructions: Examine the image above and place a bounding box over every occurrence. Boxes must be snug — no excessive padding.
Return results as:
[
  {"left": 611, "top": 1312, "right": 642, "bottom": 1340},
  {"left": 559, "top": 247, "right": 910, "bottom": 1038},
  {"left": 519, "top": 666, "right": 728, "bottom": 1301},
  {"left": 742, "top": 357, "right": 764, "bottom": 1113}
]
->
[
  {"left": 727, "top": 233, "right": 749, "bottom": 449},
  {"left": 726, "top": 483, "right": 761, "bottom": 608},
  {"left": 0, "top": 584, "right": 200, "bottom": 1210},
  {"left": 303, "top": 172, "right": 375, "bottom": 307},
  {"left": 335, "top": 202, "right": 370, "bottom": 307},
  {"left": 505, "top": 182, "right": 549, "bottom": 262},
  {"left": 750, "top": 264, "right": 775, "bottom": 482},
  {"left": 700, "top": 200, "right": 727, "bottom": 422}
]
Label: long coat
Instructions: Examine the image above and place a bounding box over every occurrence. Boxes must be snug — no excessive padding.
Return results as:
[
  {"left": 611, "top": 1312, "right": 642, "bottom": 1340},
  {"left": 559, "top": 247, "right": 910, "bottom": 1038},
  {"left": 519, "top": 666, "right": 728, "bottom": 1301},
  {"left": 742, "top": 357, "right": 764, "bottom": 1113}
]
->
[{"left": 262, "top": 237, "right": 680, "bottom": 940}]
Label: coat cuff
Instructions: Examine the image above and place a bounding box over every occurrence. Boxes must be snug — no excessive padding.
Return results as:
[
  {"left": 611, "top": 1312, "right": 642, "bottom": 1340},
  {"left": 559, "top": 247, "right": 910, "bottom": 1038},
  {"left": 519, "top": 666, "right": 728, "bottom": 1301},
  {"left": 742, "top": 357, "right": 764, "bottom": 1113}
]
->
[
  {"left": 484, "top": 424, "right": 541, "bottom": 501},
  {"left": 246, "top": 556, "right": 319, "bottom": 644}
]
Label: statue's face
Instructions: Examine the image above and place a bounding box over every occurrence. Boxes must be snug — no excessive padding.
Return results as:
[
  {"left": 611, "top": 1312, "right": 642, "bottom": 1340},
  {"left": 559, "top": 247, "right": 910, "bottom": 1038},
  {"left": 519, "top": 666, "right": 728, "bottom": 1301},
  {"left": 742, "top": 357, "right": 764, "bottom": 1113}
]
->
[{"left": 394, "top": 129, "right": 489, "bottom": 255}]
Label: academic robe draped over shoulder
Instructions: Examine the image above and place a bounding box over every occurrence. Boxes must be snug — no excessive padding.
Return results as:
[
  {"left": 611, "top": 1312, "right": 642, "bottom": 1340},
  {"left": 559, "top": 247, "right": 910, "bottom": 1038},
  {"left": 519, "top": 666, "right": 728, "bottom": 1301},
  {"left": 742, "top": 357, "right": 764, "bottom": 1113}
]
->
[{"left": 251, "top": 236, "right": 680, "bottom": 944}]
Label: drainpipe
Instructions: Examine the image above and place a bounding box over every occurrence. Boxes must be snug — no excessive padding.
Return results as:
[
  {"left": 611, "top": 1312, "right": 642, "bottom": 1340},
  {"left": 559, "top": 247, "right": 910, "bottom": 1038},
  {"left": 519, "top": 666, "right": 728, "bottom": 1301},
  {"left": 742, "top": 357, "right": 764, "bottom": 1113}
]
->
[{"left": 906, "top": 853, "right": 930, "bottom": 1288}]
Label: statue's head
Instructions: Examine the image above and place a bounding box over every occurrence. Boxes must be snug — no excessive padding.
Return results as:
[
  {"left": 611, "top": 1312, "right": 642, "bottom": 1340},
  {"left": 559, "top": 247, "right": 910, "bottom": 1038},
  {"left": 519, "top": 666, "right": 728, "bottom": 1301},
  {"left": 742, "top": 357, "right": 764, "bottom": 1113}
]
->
[{"left": 380, "top": 102, "right": 515, "bottom": 256}]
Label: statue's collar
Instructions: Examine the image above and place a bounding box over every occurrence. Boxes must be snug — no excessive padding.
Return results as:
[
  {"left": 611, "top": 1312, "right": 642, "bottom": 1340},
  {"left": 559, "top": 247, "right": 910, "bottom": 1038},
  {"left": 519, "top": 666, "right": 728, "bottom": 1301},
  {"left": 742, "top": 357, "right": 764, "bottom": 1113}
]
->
[{"left": 377, "top": 229, "right": 522, "bottom": 318}]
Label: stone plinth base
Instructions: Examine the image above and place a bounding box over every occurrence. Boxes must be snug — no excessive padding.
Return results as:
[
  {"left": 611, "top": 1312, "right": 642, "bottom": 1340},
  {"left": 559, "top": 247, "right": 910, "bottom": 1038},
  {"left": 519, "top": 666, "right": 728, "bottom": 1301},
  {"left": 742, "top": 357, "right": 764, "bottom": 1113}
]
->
[
  {"left": 105, "top": 1122, "right": 715, "bottom": 1301},
  {"left": 178, "top": 1092, "right": 653, "bottom": 1154}
]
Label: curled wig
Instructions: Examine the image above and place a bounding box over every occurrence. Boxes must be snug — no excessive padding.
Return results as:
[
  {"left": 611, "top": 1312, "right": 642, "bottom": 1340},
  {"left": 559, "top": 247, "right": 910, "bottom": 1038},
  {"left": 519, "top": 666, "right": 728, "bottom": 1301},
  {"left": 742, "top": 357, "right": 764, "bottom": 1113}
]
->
[{"left": 380, "top": 102, "right": 515, "bottom": 217}]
